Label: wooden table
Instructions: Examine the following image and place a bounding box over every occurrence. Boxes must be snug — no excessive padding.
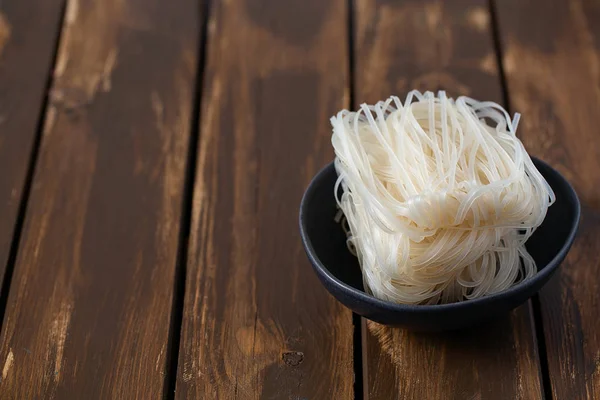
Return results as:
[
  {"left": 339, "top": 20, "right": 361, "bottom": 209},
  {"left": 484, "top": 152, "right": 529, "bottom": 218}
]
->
[{"left": 0, "top": 0, "right": 596, "bottom": 398}]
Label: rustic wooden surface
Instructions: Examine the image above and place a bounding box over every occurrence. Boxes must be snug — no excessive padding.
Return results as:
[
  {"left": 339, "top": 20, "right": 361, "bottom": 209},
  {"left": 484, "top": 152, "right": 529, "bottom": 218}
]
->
[
  {"left": 0, "top": 0, "right": 199, "bottom": 397},
  {"left": 0, "top": 0, "right": 595, "bottom": 398},
  {"left": 496, "top": 0, "right": 600, "bottom": 398},
  {"left": 0, "top": 0, "right": 65, "bottom": 300},
  {"left": 174, "top": 0, "right": 355, "bottom": 398},
  {"left": 355, "top": 1, "right": 543, "bottom": 398}
]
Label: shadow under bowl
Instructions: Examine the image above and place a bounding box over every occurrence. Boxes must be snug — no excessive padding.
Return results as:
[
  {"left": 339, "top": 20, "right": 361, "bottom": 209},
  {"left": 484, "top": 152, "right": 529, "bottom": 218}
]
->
[{"left": 299, "top": 158, "right": 580, "bottom": 331}]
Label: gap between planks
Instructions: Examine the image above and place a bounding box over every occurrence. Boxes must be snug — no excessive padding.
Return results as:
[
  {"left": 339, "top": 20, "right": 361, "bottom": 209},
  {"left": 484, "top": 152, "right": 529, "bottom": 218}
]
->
[
  {"left": 347, "top": 0, "right": 365, "bottom": 399},
  {"left": 163, "top": 0, "right": 212, "bottom": 399}
]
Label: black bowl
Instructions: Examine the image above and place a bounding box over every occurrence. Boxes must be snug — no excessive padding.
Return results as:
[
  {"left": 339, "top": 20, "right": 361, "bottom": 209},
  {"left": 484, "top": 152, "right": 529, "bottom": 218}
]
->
[{"left": 299, "top": 158, "right": 580, "bottom": 331}]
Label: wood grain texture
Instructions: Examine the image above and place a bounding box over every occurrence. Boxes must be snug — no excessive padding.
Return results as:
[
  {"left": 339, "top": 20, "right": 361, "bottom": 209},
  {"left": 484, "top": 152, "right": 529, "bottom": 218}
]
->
[
  {"left": 355, "top": 1, "right": 544, "bottom": 398},
  {"left": 496, "top": 0, "right": 600, "bottom": 398},
  {"left": 0, "top": 0, "right": 64, "bottom": 294},
  {"left": 0, "top": 0, "right": 199, "bottom": 398},
  {"left": 175, "top": 0, "right": 354, "bottom": 398}
]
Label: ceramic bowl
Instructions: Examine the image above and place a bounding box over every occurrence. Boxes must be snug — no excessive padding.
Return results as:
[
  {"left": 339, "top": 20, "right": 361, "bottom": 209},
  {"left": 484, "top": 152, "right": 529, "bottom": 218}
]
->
[{"left": 299, "top": 158, "right": 580, "bottom": 331}]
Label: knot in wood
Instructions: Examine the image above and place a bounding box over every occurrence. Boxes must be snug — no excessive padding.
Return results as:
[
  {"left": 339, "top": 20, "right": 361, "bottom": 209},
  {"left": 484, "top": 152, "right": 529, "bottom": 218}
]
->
[{"left": 281, "top": 351, "right": 304, "bottom": 367}]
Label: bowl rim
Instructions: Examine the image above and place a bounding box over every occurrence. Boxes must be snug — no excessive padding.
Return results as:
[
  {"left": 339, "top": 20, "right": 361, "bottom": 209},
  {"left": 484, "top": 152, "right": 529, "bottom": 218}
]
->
[{"left": 299, "top": 157, "right": 581, "bottom": 313}]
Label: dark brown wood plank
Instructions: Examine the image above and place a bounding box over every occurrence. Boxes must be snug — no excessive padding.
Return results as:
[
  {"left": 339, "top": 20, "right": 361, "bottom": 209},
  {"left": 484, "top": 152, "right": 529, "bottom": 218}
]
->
[
  {"left": 496, "top": 0, "right": 600, "bottom": 398},
  {"left": 355, "top": 1, "right": 544, "bottom": 398},
  {"left": 0, "top": 0, "right": 200, "bottom": 397},
  {"left": 0, "top": 0, "right": 64, "bottom": 294},
  {"left": 175, "top": 0, "right": 354, "bottom": 398}
]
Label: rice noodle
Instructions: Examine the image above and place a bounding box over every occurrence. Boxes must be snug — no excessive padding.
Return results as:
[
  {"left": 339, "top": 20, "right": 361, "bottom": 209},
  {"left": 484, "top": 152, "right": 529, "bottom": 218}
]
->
[{"left": 331, "top": 90, "right": 554, "bottom": 304}]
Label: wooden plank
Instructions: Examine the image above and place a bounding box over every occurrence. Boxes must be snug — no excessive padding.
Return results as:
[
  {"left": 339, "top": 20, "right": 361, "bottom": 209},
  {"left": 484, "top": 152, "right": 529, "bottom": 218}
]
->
[
  {"left": 355, "top": 1, "right": 544, "bottom": 398},
  {"left": 0, "top": 0, "right": 64, "bottom": 294},
  {"left": 0, "top": 0, "right": 199, "bottom": 397},
  {"left": 175, "top": 0, "right": 354, "bottom": 398},
  {"left": 495, "top": 0, "right": 600, "bottom": 398}
]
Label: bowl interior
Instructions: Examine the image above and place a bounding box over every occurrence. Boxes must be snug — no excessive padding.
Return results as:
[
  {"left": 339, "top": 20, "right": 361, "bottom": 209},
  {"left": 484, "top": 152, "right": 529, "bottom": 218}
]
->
[{"left": 303, "top": 158, "right": 579, "bottom": 299}]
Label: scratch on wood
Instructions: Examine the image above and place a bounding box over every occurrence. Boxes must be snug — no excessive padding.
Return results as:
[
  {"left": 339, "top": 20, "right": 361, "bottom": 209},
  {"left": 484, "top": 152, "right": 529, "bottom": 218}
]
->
[
  {"left": 0, "top": 12, "right": 11, "bottom": 56},
  {"left": 49, "top": 301, "right": 73, "bottom": 382},
  {"left": 54, "top": 0, "right": 80, "bottom": 78},
  {"left": 591, "top": 350, "right": 600, "bottom": 381},
  {"left": 2, "top": 349, "right": 13, "bottom": 380},
  {"left": 66, "top": 0, "right": 79, "bottom": 24},
  {"left": 467, "top": 7, "right": 489, "bottom": 32},
  {"left": 503, "top": 49, "right": 517, "bottom": 74},
  {"left": 480, "top": 53, "right": 497, "bottom": 74},
  {"left": 101, "top": 49, "right": 118, "bottom": 92},
  {"left": 56, "top": 1, "right": 121, "bottom": 101},
  {"left": 151, "top": 92, "right": 164, "bottom": 129},
  {"left": 149, "top": 90, "right": 167, "bottom": 174},
  {"left": 251, "top": 311, "right": 258, "bottom": 358},
  {"left": 367, "top": 321, "right": 397, "bottom": 363},
  {"left": 156, "top": 348, "right": 164, "bottom": 372},
  {"left": 424, "top": 2, "right": 442, "bottom": 33},
  {"left": 31, "top": 205, "right": 51, "bottom": 264},
  {"left": 87, "top": 47, "right": 118, "bottom": 98},
  {"left": 54, "top": 52, "right": 69, "bottom": 80},
  {"left": 182, "top": 370, "right": 193, "bottom": 383}
]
